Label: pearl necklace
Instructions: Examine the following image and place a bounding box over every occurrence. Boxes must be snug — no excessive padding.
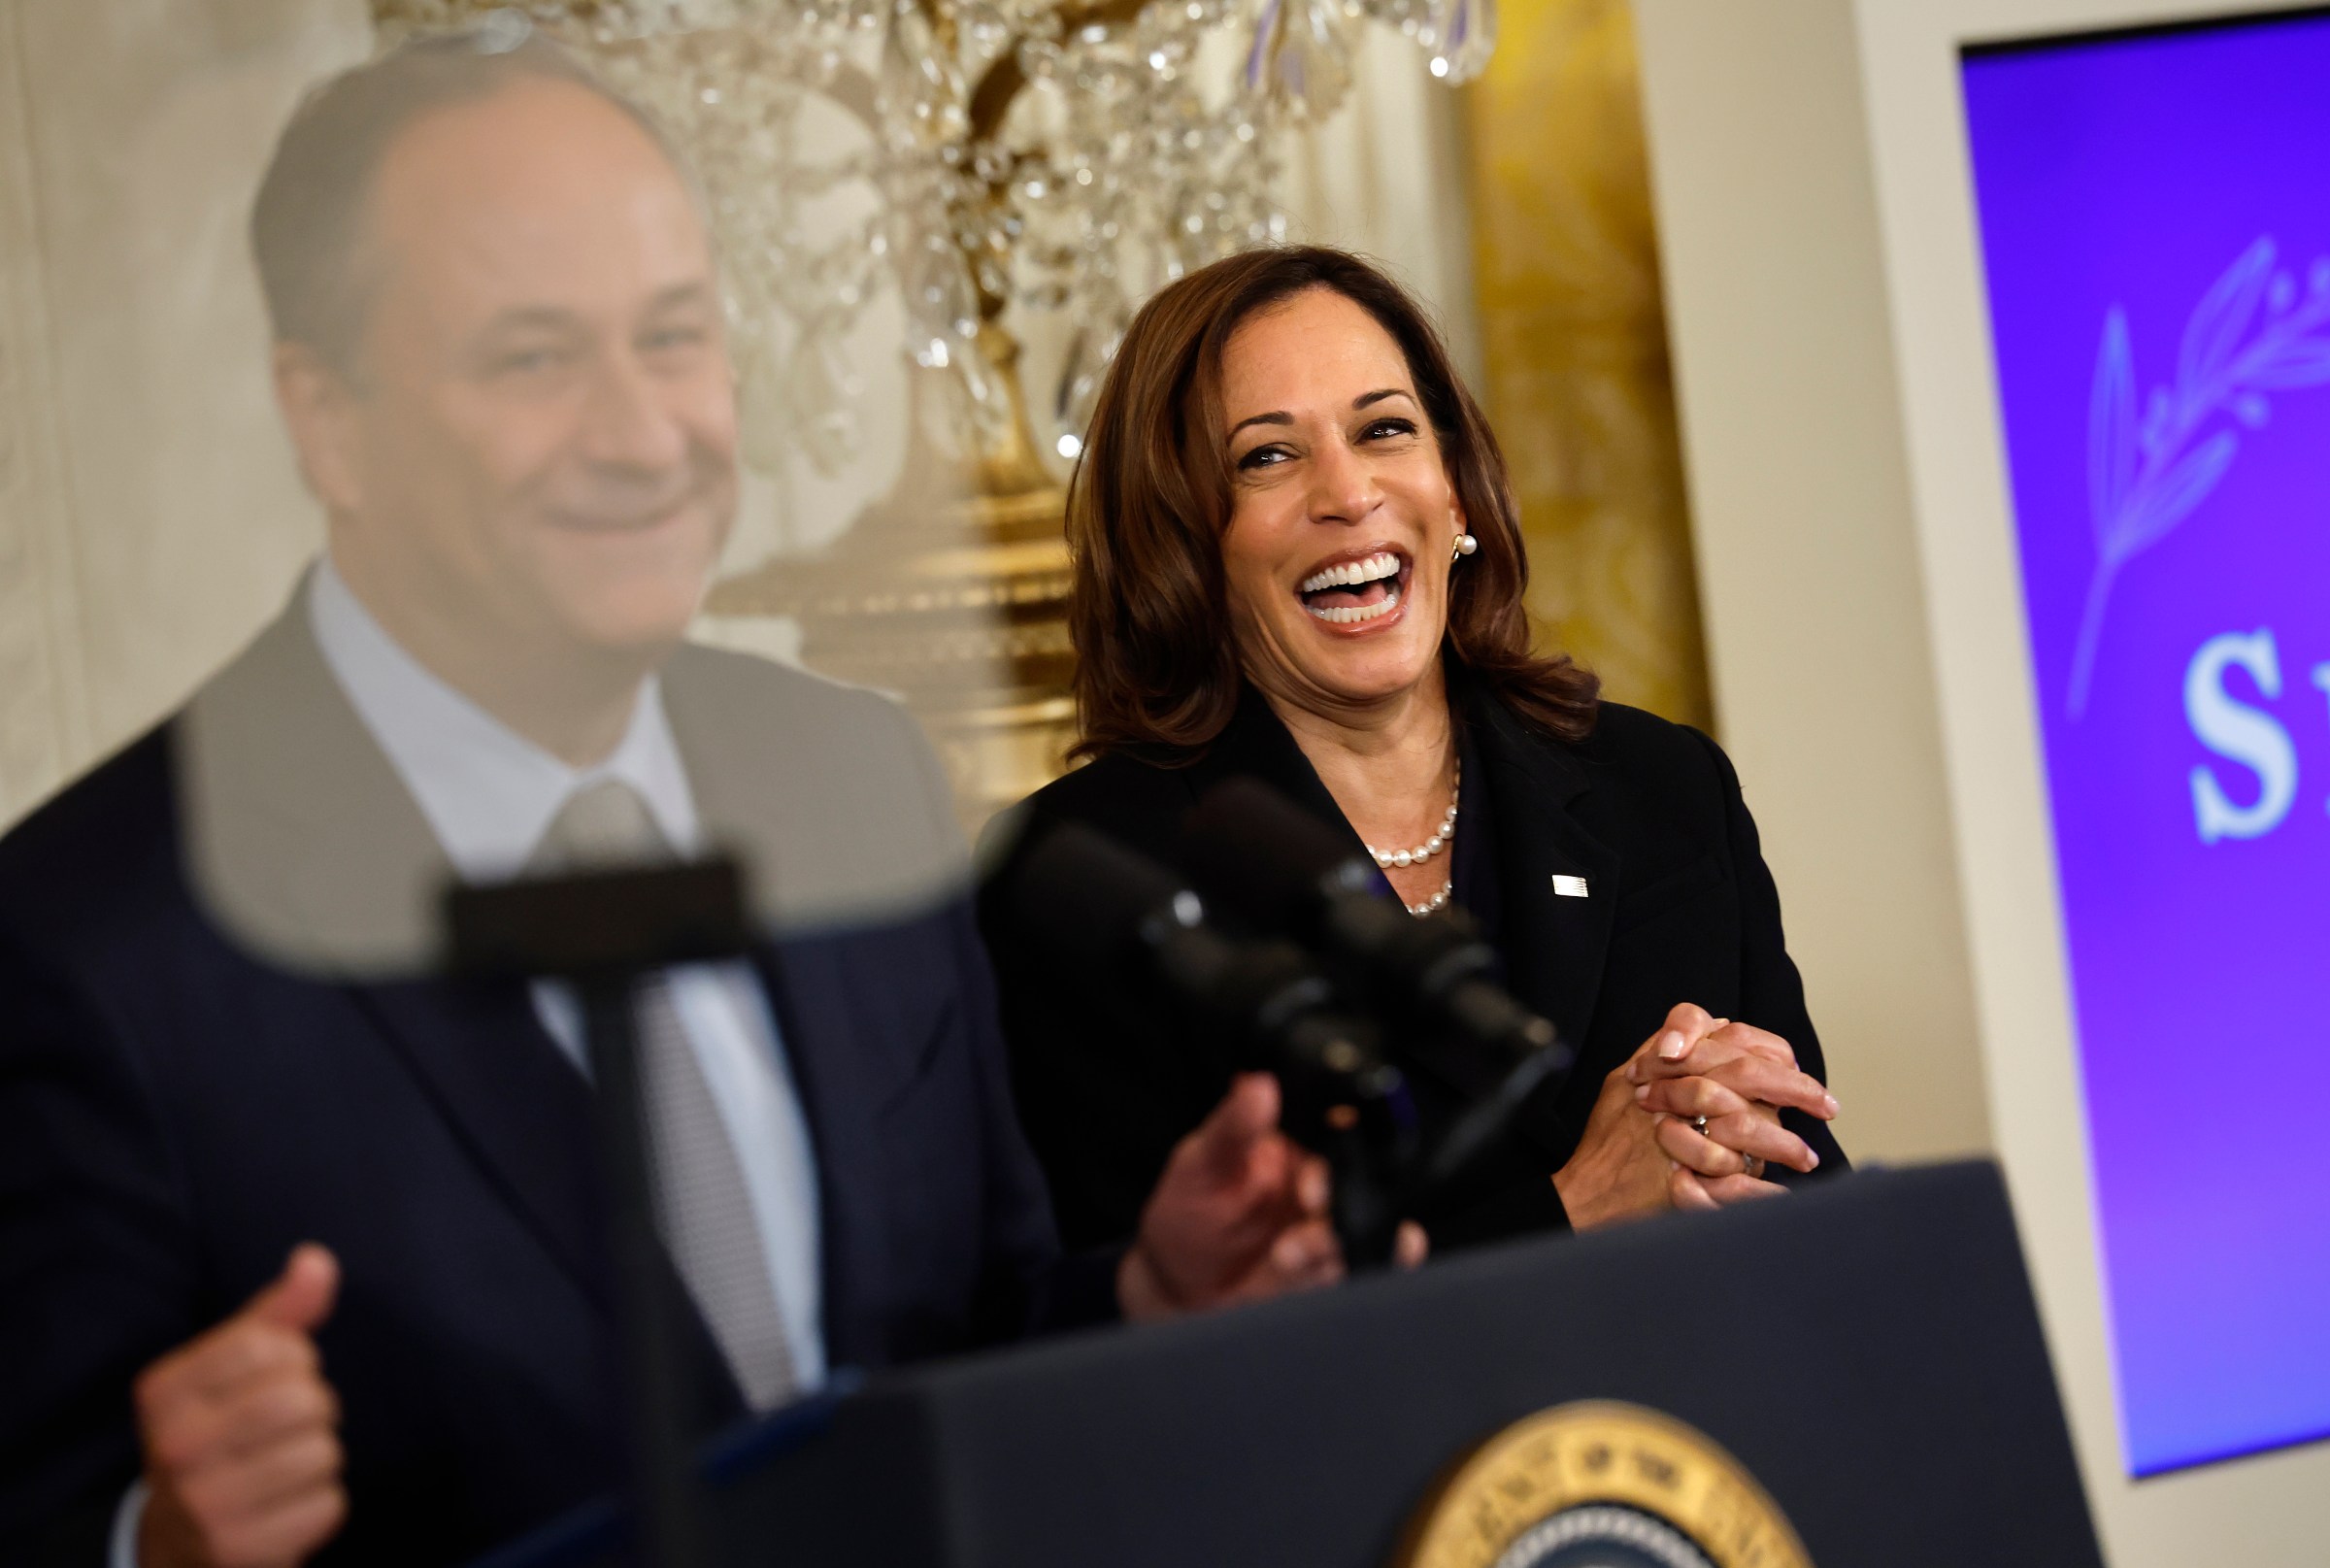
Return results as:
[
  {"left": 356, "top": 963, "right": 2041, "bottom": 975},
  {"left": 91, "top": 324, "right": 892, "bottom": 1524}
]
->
[
  {"left": 1364, "top": 761, "right": 1459, "bottom": 917},
  {"left": 1403, "top": 879, "right": 1453, "bottom": 917}
]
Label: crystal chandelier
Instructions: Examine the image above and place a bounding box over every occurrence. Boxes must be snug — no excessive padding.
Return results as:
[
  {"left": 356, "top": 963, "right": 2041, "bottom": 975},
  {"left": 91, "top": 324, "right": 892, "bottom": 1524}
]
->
[
  {"left": 375, "top": 0, "right": 1494, "bottom": 480},
  {"left": 372, "top": 0, "right": 1494, "bottom": 823}
]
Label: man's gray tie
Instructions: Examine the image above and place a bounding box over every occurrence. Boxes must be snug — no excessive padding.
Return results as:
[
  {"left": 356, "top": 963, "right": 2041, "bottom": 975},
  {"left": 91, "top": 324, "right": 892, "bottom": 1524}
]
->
[{"left": 532, "top": 779, "right": 797, "bottom": 1410}]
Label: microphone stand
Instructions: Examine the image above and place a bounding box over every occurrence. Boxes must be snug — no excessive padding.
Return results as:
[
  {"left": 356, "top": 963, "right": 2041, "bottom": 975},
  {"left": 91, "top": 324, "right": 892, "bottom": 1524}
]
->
[
  {"left": 446, "top": 859, "right": 753, "bottom": 1568},
  {"left": 1006, "top": 822, "right": 1419, "bottom": 1267},
  {"left": 577, "top": 972, "right": 707, "bottom": 1568},
  {"left": 1182, "top": 780, "right": 1580, "bottom": 1217}
]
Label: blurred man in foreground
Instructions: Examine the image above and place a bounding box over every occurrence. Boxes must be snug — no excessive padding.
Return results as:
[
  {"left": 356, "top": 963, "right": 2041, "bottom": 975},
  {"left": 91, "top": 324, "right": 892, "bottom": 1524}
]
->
[{"left": 0, "top": 30, "right": 1362, "bottom": 1567}]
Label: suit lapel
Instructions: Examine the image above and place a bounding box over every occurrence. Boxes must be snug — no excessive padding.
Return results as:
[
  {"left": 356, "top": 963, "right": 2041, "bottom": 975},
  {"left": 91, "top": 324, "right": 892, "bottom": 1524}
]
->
[
  {"left": 1180, "top": 686, "right": 1379, "bottom": 871},
  {"left": 1462, "top": 683, "right": 1621, "bottom": 1057},
  {"left": 361, "top": 972, "right": 752, "bottom": 1421},
  {"left": 352, "top": 978, "right": 612, "bottom": 1312},
  {"left": 747, "top": 939, "right": 886, "bottom": 1371}
]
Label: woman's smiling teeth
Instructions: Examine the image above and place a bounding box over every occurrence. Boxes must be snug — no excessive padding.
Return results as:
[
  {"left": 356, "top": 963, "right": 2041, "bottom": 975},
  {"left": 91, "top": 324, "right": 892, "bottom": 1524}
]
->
[
  {"left": 1298, "top": 550, "right": 1405, "bottom": 624},
  {"left": 1299, "top": 550, "right": 1402, "bottom": 594}
]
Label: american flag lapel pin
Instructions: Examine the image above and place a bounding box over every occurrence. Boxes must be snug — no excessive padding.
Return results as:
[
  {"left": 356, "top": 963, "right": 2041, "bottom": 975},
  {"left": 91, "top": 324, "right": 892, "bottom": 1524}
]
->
[{"left": 1550, "top": 875, "right": 1590, "bottom": 899}]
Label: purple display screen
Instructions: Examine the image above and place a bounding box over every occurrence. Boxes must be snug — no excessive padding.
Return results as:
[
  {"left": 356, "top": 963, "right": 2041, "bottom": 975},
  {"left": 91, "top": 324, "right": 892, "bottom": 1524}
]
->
[{"left": 1963, "top": 9, "right": 2330, "bottom": 1477}]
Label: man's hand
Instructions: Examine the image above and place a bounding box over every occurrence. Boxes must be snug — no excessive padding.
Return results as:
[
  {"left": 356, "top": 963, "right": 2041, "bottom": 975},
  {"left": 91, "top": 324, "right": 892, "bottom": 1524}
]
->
[
  {"left": 135, "top": 1245, "right": 347, "bottom": 1568},
  {"left": 1117, "top": 1074, "right": 1424, "bottom": 1321}
]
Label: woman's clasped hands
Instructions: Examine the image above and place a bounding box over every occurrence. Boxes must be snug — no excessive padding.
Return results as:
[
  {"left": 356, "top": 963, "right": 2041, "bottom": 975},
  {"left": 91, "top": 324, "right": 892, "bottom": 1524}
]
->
[{"left": 1552, "top": 1003, "right": 1840, "bottom": 1230}]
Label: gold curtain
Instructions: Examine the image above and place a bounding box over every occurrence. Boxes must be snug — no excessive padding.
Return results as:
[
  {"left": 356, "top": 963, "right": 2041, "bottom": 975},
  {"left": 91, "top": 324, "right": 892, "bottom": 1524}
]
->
[{"left": 1462, "top": 0, "right": 1712, "bottom": 730}]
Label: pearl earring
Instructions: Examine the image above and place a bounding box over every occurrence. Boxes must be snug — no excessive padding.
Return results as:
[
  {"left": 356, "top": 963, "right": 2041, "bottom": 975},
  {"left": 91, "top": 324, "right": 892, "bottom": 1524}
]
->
[{"left": 1450, "top": 532, "right": 1478, "bottom": 562}]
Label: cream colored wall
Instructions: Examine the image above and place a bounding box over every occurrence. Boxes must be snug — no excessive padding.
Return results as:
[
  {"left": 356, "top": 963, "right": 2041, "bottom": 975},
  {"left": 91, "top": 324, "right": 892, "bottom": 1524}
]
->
[
  {"left": 0, "top": 0, "right": 371, "bottom": 827},
  {"left": 0, "top": 2, "right": 1479, "bottom": 832},
  {"left": 1634, "top": 1, "right": 2330, "bottom": 1561},
  {"left": 1630, "top": 0, "right": 1989, "bottom": 1169}
]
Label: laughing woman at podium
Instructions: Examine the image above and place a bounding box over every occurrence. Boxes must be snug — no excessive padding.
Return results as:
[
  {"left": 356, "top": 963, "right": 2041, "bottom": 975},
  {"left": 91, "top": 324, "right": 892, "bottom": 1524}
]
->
[{"left": 978, "top": 246, "right": 1846, "bottom": 1256}]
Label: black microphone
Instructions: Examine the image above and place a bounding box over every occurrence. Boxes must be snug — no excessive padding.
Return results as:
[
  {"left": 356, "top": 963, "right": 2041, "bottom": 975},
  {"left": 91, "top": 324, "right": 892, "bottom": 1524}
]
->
[
  {"left": 1181, "top": 778, "right": 1575, "bottom": 1192},
  {"left": 1003, "top": 819, "right": 1414, "bottom": 1264}
]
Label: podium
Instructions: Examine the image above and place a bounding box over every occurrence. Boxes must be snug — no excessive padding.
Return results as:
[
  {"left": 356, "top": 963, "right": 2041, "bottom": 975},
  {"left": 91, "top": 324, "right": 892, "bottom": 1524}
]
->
[{"left": 478, "top": 1161, "right": 2104, "bottom": 1568}]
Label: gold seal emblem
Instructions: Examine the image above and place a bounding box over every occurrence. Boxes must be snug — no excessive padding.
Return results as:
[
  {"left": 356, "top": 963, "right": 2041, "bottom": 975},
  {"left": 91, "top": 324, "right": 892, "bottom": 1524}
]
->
[{"left": 1395, "top": 1401, "right": 1813, "bottom": 1568}]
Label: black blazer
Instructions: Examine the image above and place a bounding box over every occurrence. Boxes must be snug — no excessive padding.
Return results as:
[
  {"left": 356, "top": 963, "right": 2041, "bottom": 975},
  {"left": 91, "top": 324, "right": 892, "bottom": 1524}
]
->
[
  {"left": 978, "top": 675, "right": 1847, "bottom": 1254},
  {"left": 0, "top": 605, "right": 1102, "bottom": 1566}
]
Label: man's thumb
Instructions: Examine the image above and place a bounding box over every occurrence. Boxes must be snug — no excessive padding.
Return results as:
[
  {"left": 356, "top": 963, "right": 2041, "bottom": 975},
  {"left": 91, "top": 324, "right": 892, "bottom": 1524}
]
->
[
  {"left": 246, "top": 1243, "right": 340, "bottom": 1334},
  {"left": 1197, "top": 1073, "right": 1280, "bottom": 1177}
]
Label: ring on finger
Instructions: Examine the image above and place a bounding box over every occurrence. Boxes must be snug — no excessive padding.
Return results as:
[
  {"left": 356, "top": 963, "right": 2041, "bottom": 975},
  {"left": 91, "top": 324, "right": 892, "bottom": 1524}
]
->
[
  {"left": 1689, "top": 1115, "right": 1710, "bottom": 1137},
  {"left": 1742, "top": 1152, "right": 1766, "bottom": 1180}
]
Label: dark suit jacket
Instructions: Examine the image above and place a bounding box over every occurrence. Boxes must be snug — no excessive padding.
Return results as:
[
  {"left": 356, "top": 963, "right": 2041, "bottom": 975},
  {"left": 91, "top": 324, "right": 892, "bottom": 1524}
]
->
[
  {"left": 978, "top": 674, "right": 1847, "bottom": 1254},
  {"left": 0, "top": 603, "right": 1100, "bottom": 1566}
]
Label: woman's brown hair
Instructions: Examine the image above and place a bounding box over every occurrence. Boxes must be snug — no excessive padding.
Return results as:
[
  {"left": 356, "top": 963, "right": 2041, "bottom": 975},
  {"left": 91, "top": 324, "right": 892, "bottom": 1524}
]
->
[{"left": 1066, "top": 245, "right": 1599, "bottom": 761}]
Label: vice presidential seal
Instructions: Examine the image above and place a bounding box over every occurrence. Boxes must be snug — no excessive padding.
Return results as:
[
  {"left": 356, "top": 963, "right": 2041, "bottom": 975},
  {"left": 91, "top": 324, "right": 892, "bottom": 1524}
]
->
[{"left": 1394, "top": 1402, "right": 1812, "bottom": 1568}]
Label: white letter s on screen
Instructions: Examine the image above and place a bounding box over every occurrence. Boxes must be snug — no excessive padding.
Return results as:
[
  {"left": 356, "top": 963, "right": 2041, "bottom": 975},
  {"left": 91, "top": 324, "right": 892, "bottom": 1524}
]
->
[{"left": 2186, "top": 628, "right": 2297, "bottom": 844}]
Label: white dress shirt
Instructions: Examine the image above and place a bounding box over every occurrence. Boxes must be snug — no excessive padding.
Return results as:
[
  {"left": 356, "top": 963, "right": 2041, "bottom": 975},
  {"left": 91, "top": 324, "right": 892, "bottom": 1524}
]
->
[{"left": 110, "top": 558, "right": 827, "bottom": 1566}]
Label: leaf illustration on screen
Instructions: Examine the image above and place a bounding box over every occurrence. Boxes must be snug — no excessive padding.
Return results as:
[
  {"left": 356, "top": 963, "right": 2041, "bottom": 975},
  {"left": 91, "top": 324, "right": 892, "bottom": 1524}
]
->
[
  {"left": 2087, "top": 311, "right": 2136, "bottom": 559},
  {"left": 2068, "top": 237, "right": 2330, "bottom": 717}
]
